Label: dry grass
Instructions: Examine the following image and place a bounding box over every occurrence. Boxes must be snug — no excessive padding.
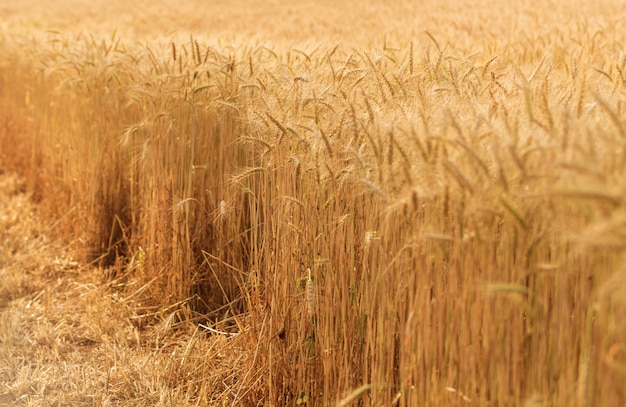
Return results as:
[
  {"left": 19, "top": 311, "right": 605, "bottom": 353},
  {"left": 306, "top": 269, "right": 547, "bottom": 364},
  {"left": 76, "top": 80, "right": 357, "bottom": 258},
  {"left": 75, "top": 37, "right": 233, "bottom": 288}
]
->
[
  {"left": 0, "top": 173, "right": 263, "bottom": 405},
  {"left": 1, "top": 0, "right": 626, "bottom": 405}
]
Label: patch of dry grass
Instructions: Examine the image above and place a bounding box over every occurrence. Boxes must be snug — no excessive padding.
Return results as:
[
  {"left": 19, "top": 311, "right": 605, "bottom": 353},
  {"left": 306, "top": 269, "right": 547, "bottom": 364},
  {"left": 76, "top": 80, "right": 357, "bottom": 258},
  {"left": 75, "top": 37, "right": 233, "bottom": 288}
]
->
[{"left": 0, "top": 174, "right": 262, "bottom": 406}]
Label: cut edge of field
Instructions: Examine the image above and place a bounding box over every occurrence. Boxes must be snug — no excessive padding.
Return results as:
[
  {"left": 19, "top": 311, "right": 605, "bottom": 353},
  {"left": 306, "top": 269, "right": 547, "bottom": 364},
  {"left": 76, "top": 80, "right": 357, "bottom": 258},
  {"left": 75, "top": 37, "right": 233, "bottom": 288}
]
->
[{"left": 0, "top": 172, "right": 261, "bottom": 406}]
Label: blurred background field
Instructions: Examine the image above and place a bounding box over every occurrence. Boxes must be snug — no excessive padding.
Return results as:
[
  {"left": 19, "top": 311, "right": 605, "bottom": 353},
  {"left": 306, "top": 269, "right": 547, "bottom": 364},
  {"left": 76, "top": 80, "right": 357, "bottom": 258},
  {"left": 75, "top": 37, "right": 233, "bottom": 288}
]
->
[{"left": 1, "top": 0, "right": 626, "bottom": 405}]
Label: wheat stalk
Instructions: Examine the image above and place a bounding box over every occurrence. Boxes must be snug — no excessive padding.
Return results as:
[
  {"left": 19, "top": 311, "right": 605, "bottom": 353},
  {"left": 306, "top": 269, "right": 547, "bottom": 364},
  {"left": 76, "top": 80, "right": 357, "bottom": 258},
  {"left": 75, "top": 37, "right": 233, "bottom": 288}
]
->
[{"left": 305, "top": 268, "right": 315, "bottom": 317}]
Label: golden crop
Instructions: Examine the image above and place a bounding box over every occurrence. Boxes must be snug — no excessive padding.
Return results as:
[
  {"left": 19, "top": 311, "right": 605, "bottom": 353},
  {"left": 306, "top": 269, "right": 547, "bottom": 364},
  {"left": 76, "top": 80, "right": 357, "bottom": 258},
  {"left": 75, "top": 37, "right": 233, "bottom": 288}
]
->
[{"left": 1, "top": 0, "right": 625, "bottom": 405}]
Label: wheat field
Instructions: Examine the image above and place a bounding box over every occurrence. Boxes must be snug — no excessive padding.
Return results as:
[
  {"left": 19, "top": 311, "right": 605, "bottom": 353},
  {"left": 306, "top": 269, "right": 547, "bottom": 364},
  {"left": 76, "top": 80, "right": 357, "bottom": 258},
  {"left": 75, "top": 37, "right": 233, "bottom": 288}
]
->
[{"left": 1, "top": 0, "right": 626, "bottom": 405}]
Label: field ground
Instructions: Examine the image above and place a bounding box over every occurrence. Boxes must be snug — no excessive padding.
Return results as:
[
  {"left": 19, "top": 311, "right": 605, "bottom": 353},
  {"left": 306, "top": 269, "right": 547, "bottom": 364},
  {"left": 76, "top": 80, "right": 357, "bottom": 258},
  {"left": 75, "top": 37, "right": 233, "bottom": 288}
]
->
[
  {"left": 0, "top": 172, "right": 135, "bottom": 404},
  {"left": 0, "top": 172, "right": 246, "bottom": 405},
  {"left": 2, "top": 0, "right": 626, "bottom": 406}
]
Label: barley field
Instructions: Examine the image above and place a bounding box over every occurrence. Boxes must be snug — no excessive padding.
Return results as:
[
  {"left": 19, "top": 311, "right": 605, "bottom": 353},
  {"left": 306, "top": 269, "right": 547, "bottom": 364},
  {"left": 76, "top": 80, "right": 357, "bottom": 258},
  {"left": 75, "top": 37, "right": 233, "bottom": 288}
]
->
[{"left": 1, "top": 0, "right": 626, "bottom": 405}]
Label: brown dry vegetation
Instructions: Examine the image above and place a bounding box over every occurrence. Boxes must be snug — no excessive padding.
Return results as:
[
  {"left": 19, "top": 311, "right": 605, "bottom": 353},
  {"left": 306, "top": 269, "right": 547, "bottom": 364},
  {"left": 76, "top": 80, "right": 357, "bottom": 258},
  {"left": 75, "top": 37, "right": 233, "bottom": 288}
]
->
[{"left": 1, "top": 0, "right": 626, "bottom": 405}]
